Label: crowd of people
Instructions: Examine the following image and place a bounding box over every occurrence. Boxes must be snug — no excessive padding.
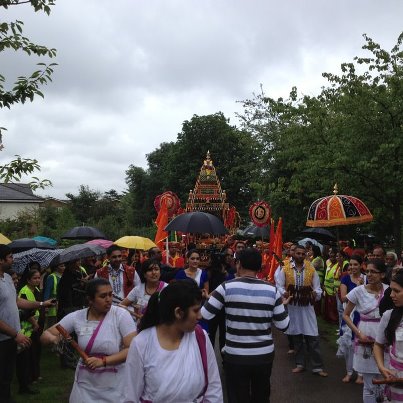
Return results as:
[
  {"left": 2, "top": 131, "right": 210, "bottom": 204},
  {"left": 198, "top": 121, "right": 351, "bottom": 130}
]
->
[{"left": 1, "top": 237, "right": 403, "bottom": 403}]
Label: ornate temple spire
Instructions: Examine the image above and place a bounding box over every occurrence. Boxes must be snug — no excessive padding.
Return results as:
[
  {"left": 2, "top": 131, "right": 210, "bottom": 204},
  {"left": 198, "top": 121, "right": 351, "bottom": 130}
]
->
[{"left": 186, "top": 152, "right": 228, "bottom": 215}]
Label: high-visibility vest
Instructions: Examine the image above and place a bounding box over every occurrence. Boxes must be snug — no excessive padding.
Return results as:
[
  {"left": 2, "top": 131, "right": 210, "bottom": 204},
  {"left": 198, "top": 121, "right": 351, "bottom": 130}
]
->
[
  {"left": 312, "top": 256, "right": 325, "bottom": 284},
  {"left": 79, "top": 266, "right": 88, "bottom": 275},
  {"left": 324, "top": 262, "right": 338, "bottom": 296},
  {"left": 46, "top": 273, "right": 60, "bottom": 317},
  {"left": 18, "top": 285, "right": 39, "bottom": 337}
]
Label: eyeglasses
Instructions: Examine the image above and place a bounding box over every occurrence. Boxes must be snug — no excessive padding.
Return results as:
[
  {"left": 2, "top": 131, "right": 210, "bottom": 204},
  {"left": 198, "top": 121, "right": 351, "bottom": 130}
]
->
[{"left": 366, "top": 270, "right": 381, "bottom": 274}]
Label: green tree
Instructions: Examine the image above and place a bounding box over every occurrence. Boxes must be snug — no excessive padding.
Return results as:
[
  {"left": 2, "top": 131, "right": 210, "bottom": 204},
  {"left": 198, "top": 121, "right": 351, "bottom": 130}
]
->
[
  {"left": 239, "top": 33, "right": 403, "bottom": 249},
  {"left": 126, "top": 113, "right": 262, "bottom": 226},
  {"left": 66, "top": 185, "right": 100, "bottom": 224},
  {"left": 0, "top": 0, "right": 56, "bottom": 189},
  {"left": 37, "top": 205, "right": 76, "bottom": 240}
]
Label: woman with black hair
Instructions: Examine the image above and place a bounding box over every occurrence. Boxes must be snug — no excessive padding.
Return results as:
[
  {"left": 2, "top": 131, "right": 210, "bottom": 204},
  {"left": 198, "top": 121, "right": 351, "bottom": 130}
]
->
[
  {"left": 119, "top": 259, "right": 167, "bottom": 323},
  {"left": 175, "top": 250, "right": 209, "bottom": 299},
  {"left": 41, "top": 278, "right": 136, "bottom": 403},
  {"left": 124, "top": 280, "right": 223, "bottom": 403},
  {"left": 337, "top": 255, "right": 365, "bottom": 384},
  {"left": 343, "top": 259, "right": 388, "bottom": 402},
  {"left": 375, "top": 271, "right": 403, "bottom": 401}
]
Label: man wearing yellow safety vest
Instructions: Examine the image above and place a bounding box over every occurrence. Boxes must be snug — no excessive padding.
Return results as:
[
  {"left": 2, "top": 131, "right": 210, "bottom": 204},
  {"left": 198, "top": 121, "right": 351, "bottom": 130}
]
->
[{"left": 0, "top": 245, "right": 55, "bottom": 403}]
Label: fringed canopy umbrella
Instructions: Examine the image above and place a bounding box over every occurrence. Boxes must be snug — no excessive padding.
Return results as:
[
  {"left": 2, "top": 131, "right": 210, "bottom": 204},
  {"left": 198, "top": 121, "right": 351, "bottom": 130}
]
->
[{"left": 306, "top": 184, "right": 373, "bottom": 227}]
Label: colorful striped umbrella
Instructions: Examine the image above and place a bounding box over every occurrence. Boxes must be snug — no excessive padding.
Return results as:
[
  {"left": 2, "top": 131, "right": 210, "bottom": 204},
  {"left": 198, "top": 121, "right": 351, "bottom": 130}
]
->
[{"left": 306, "top": 184, "right": 373, "bottom": 227}]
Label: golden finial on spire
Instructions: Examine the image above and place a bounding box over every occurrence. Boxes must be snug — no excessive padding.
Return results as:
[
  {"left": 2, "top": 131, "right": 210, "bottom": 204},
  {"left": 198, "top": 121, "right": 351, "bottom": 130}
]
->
[{"left": 333, "top": 183, "right": 338, "bottom": 195}]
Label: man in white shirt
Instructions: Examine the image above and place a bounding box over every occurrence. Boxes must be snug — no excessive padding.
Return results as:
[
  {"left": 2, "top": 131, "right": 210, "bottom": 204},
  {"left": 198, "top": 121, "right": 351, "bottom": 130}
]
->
[{"left": 95, "top": 245, "right": 140, "bottom": 305}]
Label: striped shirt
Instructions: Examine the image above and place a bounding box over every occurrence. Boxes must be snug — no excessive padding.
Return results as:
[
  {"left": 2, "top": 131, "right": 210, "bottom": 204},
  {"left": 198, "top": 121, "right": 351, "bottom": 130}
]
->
[{"left": 202, "top": 276, "right": 289, "bottom": 364}]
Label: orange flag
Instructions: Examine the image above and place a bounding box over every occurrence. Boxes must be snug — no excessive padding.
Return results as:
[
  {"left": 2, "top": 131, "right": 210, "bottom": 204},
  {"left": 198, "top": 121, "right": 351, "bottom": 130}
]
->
[
  {"left": 268, "top": 218, "right": 283, "bottom": 283},
  {"left": 259, "top": 219, "right": 275, "bottom": 279},
  {"left": 154, "top": 199, "right": 168, "bottom": 249}
]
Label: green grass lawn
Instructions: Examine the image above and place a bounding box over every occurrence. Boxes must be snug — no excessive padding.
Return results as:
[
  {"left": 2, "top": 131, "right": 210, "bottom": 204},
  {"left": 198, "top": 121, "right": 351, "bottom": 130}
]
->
[
  {"left": 318, "top": 316, "right": 339, "bottom": 349},
  {"left": 11, "top": 346, "right": 74, "bottom": 403}
]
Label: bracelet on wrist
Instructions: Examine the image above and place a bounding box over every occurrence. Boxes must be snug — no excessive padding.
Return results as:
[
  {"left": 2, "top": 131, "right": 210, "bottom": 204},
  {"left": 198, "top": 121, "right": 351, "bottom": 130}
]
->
[{"left": 102, "top": 356, "right": 107, "bottom": 367}]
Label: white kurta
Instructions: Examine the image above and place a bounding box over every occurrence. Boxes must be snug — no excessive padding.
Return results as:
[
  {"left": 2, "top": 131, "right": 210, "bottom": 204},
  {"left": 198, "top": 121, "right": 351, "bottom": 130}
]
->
[
  {"left": 123, "top": 326, "right": 223, "bottom": 403},
  {"left": 59, "top": 305, "right": 137, "bottom": 403},
  {"left": 276, "top": 267, "right": 322, "bottom": 336},
  {"left": 347, "top": 284, "right": 388, "bottom": 374},
  {"left": 126, "top": 281, "right": 168, "bottom": 312}
]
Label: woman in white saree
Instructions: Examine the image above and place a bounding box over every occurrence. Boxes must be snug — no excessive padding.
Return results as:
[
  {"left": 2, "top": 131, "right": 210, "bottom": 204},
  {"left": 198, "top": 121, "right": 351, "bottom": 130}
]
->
[
  {"left": 41, "top": 278, "right": 136, "bottom": 402},
  {"left": 124, "top": 280, "right": 223, "bottom": 403}
]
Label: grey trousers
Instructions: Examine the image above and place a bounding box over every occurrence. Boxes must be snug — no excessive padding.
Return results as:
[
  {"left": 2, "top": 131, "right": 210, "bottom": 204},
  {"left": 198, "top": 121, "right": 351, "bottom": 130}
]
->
[{"left": 293, "top": 334, "right": 324, "bottom": 372}]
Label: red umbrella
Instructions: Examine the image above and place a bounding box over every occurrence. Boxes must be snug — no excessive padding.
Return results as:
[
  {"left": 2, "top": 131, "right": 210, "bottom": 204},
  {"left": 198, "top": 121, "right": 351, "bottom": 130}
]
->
[{"left": 306, "top": 184, "right": 373, "bottom": 227}]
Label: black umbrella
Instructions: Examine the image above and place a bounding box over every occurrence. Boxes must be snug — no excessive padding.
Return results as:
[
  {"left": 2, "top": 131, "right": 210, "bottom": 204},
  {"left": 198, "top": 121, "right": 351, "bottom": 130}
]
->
[
  {"left": 241, "top": 224, "right": 270, "bottom": 239},
  {"left": 301, "top": 228, "right": 336, "bottom": 242},
  {"left": 8, "top": 238, "right": 57, "bottom": 253},
  {"left": 165, "top": 212, "right": 228, "bottom": 235},
  {"left": 51, "top": 244, "right": 105, "bottom": 265},
  {"left": 61, "top": 226, "right": 106, "bottom": 240}
]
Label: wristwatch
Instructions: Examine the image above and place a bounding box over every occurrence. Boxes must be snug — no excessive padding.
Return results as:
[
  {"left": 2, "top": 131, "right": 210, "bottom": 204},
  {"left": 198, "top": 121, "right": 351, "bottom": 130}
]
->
[{"left": 39, "top": 301, "right": 44, "bottom": 307}]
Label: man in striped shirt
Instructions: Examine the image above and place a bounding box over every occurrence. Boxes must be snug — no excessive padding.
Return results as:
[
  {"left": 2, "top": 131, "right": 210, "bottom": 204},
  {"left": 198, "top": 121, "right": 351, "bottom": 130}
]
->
[{"left": 202, "top": 247, "right": 289, "bottom": 403}]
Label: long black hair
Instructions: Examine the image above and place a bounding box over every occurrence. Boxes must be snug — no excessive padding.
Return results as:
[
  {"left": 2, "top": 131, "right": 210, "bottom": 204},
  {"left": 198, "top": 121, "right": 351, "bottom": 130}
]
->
[
  {"left": 385, "top": 272, "right": 403, "bottom": 345},
  {"left": 138, "top": 280, "right": 202, "bottom": 332}
]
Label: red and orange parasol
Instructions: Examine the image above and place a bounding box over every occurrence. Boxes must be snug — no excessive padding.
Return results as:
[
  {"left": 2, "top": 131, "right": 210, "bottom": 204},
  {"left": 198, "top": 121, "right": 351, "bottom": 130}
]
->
[{"left": 306, "top": 184, "right": 373, "bottom": 228}]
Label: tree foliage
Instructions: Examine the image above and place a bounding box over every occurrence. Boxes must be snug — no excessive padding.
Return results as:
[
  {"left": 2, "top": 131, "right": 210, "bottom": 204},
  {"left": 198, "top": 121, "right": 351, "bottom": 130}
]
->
[
  {"left": 239, "top": 33, "right": 403, "bottom": 249},
  {"left": 126, "top": 112, "right": 261, "bottom": 226},
  {"left": 0, "top": 0, "right": 56, "bottom": 188}
]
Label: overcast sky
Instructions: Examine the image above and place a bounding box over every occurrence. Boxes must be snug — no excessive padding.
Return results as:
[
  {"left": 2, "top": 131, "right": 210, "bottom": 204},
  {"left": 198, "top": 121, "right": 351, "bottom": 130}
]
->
[{"left": 1, "top": 0, "right": 402, "bottom": 199}]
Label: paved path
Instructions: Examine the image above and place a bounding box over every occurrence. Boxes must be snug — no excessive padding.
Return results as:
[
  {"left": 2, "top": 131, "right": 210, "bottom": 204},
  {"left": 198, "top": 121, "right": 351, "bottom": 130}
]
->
[
  {"left": 218, "top": 327, "right": 363, "bottom": 403},
  {"left": 269, "top": 329, "right": 362, "bottom": 403}
]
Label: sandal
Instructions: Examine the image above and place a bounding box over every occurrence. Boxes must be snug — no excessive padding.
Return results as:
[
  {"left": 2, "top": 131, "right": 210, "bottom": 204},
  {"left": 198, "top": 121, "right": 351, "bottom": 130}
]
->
[{"left": 292, "top": 367, "right": 305, "bottom": 373}]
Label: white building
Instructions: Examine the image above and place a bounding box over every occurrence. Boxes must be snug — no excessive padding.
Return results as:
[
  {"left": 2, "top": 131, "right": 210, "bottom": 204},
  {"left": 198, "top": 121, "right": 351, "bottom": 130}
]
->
[{"left": 0, "top": 183, "right": 43, "bottom": 220}]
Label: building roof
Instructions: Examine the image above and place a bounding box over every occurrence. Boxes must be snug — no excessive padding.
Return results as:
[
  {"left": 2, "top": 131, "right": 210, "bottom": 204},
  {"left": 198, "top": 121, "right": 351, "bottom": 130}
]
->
[{"left": 0, "top": 183, "right": 44, "bottom": 202}]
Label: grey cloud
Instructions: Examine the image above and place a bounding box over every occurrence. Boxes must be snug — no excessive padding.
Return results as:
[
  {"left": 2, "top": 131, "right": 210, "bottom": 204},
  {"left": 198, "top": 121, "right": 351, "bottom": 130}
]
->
[{"left": 1, "top": 0, "right": 402, "bottom": 199}]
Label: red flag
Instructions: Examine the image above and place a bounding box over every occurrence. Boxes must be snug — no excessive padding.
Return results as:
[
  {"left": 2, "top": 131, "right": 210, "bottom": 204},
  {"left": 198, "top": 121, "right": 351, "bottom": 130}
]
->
[
  {"left": 154, "top": 199, "right": 168, "bottom": 249},
  {"left": 268, "top": 218, "right": 283, "bottom": 283}
]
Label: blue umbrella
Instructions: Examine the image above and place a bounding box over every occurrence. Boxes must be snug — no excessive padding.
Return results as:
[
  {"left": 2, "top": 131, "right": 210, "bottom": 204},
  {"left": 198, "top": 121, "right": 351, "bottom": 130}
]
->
[
  {"left": 32, "top": 235, "right": 57, "bottom": 246},
  {"left": 8, "top": 238, "right": 57, "bottom": 253}
]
